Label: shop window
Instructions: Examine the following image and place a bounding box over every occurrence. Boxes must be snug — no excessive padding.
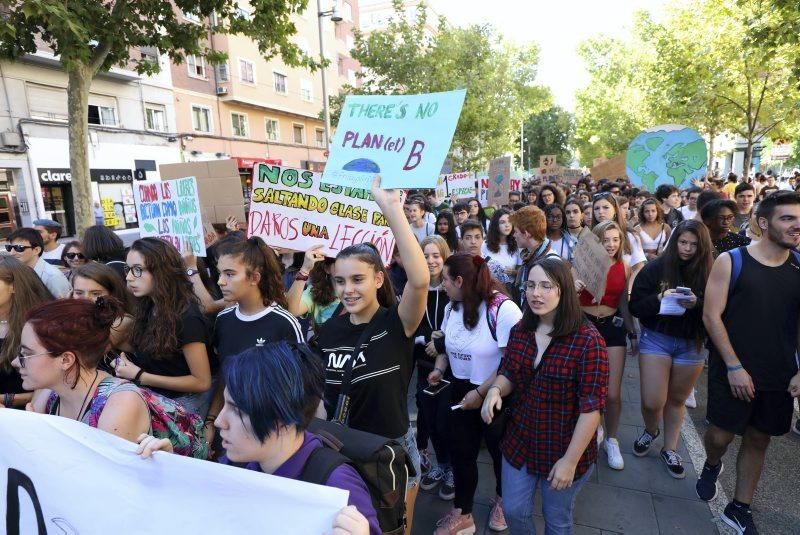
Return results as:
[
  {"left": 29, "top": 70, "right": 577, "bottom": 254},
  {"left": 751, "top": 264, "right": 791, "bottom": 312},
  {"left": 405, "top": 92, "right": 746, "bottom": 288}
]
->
[
  {"left": 293, "top": 124, "right": 305, "bottom": 145},
  {"left": 88, "top": 105, "right": 117, "bottom": 126},
  {"left": 191, "top": 105, "right": 212, "bottom": 133},
  {"left": 145, "top": 104, "right": 167, "bottom": 132},
  {"left": 266, "top": 118, "right": 280, "bottom": 142},
  {"left": 232, "top": 112, "right": 249, "bottom": 138}
]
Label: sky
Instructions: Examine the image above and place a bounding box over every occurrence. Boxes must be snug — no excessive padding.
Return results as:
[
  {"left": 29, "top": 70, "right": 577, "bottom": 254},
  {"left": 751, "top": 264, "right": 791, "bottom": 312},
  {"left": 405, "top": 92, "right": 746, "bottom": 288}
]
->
[{"left": 431, "top": 0, "right": 665, "bottom": 111}]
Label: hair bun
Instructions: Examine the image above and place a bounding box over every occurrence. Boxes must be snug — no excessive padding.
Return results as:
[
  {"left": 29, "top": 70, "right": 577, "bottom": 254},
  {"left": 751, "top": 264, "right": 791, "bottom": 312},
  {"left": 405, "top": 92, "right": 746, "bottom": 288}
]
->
[{"left": 93, "top": 296, "right": 125, "bottom": 329}]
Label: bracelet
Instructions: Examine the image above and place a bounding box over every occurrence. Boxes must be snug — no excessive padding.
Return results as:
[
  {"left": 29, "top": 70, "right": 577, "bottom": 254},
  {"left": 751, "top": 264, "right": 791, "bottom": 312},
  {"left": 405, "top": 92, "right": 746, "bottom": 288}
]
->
[
  {"left": 474, "top": 389, "right": 484, "bottom": 400},
  {"left": 726, "top": 364, "right": 743, "bottom": 372},
  {"left": 294, "top": 270, "right": 310, "bottom": 282},
  {"left": 434, "top": 367, "right": 444, "bottom": 375},
  {"left": 133, "top": 369, "right": 145, "bottom": 386},
  {"left": 3, "top": 393, "right": 13, "bottom": 407}
]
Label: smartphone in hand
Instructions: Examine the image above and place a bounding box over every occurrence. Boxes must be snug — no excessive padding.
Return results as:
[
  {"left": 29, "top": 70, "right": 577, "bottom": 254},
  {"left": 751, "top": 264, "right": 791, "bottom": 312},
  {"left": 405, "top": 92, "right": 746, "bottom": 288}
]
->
[{"left": 424, "top": 380, "right": 451, "bottom": 396}]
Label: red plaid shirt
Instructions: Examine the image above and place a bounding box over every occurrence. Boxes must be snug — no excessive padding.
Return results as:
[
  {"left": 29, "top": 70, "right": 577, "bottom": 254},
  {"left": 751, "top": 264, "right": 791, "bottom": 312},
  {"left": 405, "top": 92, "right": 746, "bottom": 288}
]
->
[{"left": 498, "top": 320, "right": 608, "bottom": 479}]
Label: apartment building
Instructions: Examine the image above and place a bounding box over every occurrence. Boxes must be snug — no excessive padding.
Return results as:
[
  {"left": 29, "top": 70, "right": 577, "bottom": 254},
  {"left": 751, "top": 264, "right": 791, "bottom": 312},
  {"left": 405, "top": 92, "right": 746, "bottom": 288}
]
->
[
  {"left": 0, "top": 45, "right": 181, "bottom": 238},
  {"left": 172, "top": 1, "right": 362, "bottom": 203},
  {"left": 359, "top": 0, "right": 441, "bottom": 38}
]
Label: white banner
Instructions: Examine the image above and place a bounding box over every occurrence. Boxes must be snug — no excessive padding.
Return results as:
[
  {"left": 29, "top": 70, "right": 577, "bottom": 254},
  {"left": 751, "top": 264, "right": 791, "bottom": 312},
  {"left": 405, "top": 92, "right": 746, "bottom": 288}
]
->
[
  {"left": 247, "top": 164, "right": 399, "bottom": 264},
  {"left": 435, "top": 172, "right": 476, "bottom": 202},
  {"left": 0, "top": 410, "right": 348, "bottom": 534}
]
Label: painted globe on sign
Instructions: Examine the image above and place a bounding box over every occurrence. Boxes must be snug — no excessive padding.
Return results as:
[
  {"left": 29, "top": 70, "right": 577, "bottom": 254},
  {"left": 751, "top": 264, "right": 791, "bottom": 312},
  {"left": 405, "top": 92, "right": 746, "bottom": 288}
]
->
[{"left": 625, "top": 125, "right": 708, "bottom": 192}]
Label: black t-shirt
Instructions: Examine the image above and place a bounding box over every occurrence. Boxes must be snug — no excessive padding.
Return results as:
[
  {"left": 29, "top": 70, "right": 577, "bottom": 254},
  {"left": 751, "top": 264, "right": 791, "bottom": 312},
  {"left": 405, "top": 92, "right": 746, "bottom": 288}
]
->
[
  {"left": 316, "top": 305, "right": 413, "bottom": 439},
  {"left": 0, "top": 338, "right": 24, "bottom": 395},
  {"left": 712, "top": 232, "right": 751, "bottom": 256},
  {"left": 129, "top": 302, "right": 212, "bottom": 398},
  {"left": 709, "top": 248, "right": 800, "bottom": 390},
  {"left": 213, "top": 303, "right": 304, "bottom": 363}
]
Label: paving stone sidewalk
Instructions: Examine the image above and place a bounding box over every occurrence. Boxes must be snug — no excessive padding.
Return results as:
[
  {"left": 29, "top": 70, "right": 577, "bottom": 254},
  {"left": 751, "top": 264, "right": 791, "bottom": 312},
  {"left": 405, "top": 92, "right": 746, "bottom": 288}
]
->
[{"left": 410, "top": 358, "right": 719, "bottom": 534}]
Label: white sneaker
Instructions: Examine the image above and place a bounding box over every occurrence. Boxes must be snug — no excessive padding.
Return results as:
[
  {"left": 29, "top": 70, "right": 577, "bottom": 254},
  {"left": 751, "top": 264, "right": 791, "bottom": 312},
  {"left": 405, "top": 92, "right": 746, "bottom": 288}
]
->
[
  {"left": 604, "top": 438, "right": 624, "bottom": 470},
  {"left": 685, "top": 390, "right": 697, "bottom": 409},
  {"left": 596, "top": 424, "right": 604, "bottom": 445}
]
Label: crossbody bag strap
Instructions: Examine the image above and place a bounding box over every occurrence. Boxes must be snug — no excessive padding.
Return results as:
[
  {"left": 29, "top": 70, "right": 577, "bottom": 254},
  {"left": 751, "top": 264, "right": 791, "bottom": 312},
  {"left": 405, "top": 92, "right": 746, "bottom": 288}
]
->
[{"left": 333, "top": 309, "right": 383, "bottom": 424}]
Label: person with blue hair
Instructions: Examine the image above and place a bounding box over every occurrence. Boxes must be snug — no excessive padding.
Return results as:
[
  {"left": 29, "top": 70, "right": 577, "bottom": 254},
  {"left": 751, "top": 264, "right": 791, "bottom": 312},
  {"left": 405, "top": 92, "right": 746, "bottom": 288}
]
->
[{"left": 138, "top": 341, "right": 378, "bottom": 535}]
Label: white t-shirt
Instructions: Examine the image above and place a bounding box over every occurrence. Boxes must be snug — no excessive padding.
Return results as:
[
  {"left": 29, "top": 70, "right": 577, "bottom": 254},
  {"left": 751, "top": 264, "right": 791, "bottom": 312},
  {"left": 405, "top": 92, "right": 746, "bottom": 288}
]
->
[
  {"left": 679, "top": 205, "right": 696, "bottom": 220},
  {"left": 624, "top": 231, "right": 646, "bottom": 267},
  {"left": 411, "top": 221, "right": 434, "bottom": 243},
  {"left": 480, "top": 242, "right": 520, "bottom": 271},
  {"left": 442, "top": 296, "right": 523, "bottom": 385},
  {"left": 41, "top": 243, "right": 65, "bottom": 265}
]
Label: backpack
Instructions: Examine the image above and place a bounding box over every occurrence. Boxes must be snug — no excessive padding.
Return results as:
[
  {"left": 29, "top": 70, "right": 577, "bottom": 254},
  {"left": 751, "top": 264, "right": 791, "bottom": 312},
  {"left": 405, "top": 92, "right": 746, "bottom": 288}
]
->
[
  {"left": 443, "top": 291, "right": 510, "bottom": 342},
  {"left": 47, "top": 379, "right": 209, "bottom": 460},
  {"left": 304, "top": 313, "right": 413, "bottom": 534},
  {"left": 728, "top": 247, "right": 800, "bottom": 297}
]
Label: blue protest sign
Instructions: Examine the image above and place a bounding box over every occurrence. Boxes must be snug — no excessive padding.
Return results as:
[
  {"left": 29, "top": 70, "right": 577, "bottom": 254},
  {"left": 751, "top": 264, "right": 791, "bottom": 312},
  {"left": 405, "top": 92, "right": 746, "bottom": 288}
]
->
[
  {"left": 322, "top": 90, "right": 466, "bottom": 189},
  {"left": 626, "top": 124, "right": 707, "bottom": 191}
]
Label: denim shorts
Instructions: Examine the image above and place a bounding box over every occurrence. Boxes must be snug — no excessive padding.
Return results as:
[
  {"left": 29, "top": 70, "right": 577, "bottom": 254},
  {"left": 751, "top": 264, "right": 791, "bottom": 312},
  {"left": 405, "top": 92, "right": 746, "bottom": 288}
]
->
[{"left": 640, "top": 327, "right": 704, "bottom": 365}]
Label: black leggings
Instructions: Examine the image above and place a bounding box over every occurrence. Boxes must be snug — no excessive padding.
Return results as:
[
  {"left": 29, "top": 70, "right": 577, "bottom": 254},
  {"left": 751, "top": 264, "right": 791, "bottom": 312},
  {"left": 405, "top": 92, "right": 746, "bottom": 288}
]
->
[
  {"left": 449, "top": 378, "right": 503, "bottom": 514},
  {"left": 416, "top": 367, "right": 452, "bottom": 466}
]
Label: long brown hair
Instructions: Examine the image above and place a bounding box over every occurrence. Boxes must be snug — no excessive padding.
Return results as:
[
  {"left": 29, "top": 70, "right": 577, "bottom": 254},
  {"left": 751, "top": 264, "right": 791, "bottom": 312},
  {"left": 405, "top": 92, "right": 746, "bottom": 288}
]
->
[
  {"left": 592, "top": 193, "right": 634, "bottom": 255},
  {"left": 215, "top": 236, "right": 288, "bottom": 308},
  {"left": 335, "top": 243, "right": 397, "bottom": 308},
  {"left": 309, "top": 258, "right": 336, "bottom": 306},
  {"left": 72, "top": 262, "right": 135, "bottom": 314},
  {"left": 520, "top": 257, "right": 585, "bottom": 337},
  {"left": 660, "top": 220, "right": 714, "bottom": 294},
  {"left": 0, "top": 257, "right": 53, "bottom": 370},
  {"left": 444, "top": 253, "right": 507, "bottom": 329},
  {"left": 129, "top": 238, "right": 199, "bottom": 359},
  {"left": 592, "top": 220, "right": 626, "bottom": 263}
]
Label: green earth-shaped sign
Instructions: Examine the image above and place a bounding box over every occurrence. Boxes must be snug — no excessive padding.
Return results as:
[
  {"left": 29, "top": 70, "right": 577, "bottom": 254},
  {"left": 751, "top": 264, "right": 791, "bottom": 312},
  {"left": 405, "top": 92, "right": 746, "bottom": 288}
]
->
[{"left": 625, "top": 125, "right": 707, "bottom": 191}]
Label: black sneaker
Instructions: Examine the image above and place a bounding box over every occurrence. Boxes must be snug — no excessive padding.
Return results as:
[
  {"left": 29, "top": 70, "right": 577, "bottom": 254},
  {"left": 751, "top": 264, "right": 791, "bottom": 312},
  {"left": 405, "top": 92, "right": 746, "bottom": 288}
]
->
[
  {"left": 696, "top": 460, "right": 724, "bottom": 501},
  {"left": 660, "top": 449, "right": 685, "bottom": 479},
  {"left": 438, "top": 468, "right": 455, "bottom": 501},
  {"left": 721, "top": 502, "right": 759, "bottom": 534},
  {"left": 633, "top": 428, "right": 660, "bottom": 457},
  {"left": 420, "top": 466, "right": 445, "bottom": 491}
]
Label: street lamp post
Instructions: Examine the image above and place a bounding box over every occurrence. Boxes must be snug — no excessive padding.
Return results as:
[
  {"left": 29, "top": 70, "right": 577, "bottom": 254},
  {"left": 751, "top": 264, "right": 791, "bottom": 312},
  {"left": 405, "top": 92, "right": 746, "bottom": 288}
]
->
[{"left": 317, "top": 0, "right": 342, "bottom": 151}]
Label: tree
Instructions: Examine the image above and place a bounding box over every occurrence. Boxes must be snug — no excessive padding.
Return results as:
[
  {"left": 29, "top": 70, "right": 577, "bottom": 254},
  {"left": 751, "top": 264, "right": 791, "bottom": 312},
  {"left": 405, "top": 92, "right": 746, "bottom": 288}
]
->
[
  {"left": 0, "top": 1, "right": 318, "bottom": 234},
  {"left": 330, "top": 1, "right": 552, "bottom": 171},
  {"left": 520, "top": 106, "right": 574, "bottom": 170}
]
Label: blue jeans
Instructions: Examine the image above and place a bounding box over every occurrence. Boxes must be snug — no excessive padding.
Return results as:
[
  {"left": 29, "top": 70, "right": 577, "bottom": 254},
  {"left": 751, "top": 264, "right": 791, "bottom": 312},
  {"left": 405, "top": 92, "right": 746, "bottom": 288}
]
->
[{"left": 502, "top": 457, "right": 594, "bottom": 535}]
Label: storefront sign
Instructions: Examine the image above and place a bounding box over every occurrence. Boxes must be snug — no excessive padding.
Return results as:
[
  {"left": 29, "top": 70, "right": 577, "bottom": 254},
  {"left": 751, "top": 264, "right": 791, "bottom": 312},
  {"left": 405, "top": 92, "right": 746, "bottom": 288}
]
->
[
  {"left": 134, "top": 176, "right": 206, "bottom": 256},
  {"left": 91, "top": 169, "right": 134, "bottom": 183},
  {"left": 37, "top": 168, "right": 72, "bottom": 184},
  {"left": 101, "top": 197, "right": 121, "bottom": 227},
  {"left": 235, "top": 157, "right": 282, "bottom": 168},
  {"left": 248, "top": 163, "right": 399, "bottom": 264}
]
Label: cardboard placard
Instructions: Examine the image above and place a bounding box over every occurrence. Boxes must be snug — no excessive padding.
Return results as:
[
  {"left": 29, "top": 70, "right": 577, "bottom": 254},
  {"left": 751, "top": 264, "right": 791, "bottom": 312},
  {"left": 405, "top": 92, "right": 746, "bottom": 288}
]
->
[
  {"left": 134, "top": 176, "right": 206, "bottom": 256},
  {"left": 572, "top": 231, "right": 613, "bottom": 302},
  {"left": 487, "top": 156, "right": 512, "bottom": 202},
  {"left": 479, "top": 174, "right": 520, "bottom": 205},
  {"left": 247, "top": 164, "right": 399, "bottom": 264},
  {"left": 159, "top": 160, "right": 246, "bottom": 225},
  {"left": 539, "top": 154, "right": 557, "bottom": 167}
]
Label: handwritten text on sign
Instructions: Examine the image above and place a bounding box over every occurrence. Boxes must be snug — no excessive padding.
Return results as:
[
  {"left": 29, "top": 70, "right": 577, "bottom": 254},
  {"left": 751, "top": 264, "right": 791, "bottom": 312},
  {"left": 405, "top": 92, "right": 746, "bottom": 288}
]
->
[
  {"left": 0, "top": 410, "right": 347, "bottom": 534},
  {"left": 248, "top": 164, "right": 399, "bottom": 264},
  {"left": 479, "top": 176, "right": 521, "bottom": 204},
  {"left": 323, "top": 90, "right": 466, "bottom": 189},
  {"left": 572, "top": 232, "right": 613, "bottom": 302},
  {"left": 436, "top": 171, "right": 476, "bottom": 202},
  {"left": 134, "top": 176, "right": 206, "bottom": 256}
]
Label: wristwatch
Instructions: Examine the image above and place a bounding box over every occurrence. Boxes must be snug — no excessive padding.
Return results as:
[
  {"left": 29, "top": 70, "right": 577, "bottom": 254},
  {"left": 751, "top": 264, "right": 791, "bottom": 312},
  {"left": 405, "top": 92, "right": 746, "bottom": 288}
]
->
[{"left": 186, "top": 268, "right": 199, "bottom": 277}]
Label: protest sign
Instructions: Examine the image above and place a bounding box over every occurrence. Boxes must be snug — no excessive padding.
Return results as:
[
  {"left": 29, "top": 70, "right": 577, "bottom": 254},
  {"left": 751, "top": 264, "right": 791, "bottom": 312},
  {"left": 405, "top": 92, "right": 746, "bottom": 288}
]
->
[
  {"left": 323, "top": 90, "right": 466, "bottom": 189},
  {"left": 561, "top": 168, "right": 584, "bottom": 185},
  {"left": 625, "top": 125, "right": 707, "bottom": 190},
  {"left": 478, "top": 174, "right": 520, "bottom": 205},
  {"left": 436, "top": 171, "right": 476, "bottom": 202},
  {"left": 133, "top": 176, "right": 206, "bottom": 256},
  {"left": 540, "top": 155, "right": 557, "bottom": 167},
  {"left": 101, "top": 197, "right": 120, "bottom": 227},
  {"left": 160, "top": 159, "right": 246, "bottom": 224},
  {"left": 572, "top": 232, "right": 612, "bottom": 301},
  {"left": 487, "top": 156, "right": 512, "bottom": 202},
  {"left": 248, "top": 163, "right": 399, "bottom": 264},
  {"left": 0, "top": 410, "right": 347, "bottom": 534}
]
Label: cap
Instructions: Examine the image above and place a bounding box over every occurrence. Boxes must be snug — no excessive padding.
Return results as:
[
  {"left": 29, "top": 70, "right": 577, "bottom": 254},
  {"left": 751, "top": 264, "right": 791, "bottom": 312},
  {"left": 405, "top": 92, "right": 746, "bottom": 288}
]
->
[{"left": 32, "top": 218, "right": 62, "bottom": 229}]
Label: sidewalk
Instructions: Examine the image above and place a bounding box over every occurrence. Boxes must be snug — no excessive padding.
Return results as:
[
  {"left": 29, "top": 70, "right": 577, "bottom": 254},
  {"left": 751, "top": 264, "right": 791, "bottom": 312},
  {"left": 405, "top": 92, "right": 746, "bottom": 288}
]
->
[{"left": 411, "top": 357, "right": 719, "bottom": 534}]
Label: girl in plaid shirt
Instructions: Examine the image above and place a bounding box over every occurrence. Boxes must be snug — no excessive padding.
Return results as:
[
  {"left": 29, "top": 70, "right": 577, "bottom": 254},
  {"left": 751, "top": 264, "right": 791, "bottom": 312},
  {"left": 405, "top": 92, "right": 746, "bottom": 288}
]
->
[{"left": 482, "top": 257, "right": 608, "bottom": 534}]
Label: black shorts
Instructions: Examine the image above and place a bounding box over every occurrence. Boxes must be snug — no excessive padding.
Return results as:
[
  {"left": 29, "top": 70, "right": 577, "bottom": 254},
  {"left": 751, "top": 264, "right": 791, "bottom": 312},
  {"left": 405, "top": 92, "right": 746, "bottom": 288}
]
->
[
  {"left": 706, "top": 378, "right": 795, "bottom": 436},
  {"left": 585, "top": 312, "right": 627, "bottom": 348}
]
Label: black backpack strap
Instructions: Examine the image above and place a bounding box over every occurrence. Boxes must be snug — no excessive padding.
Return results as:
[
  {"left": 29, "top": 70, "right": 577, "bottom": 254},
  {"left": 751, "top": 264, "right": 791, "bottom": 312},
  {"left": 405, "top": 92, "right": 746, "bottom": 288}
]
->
[
  {"left": 299, "top": 446, "right": 348, "bottom": 486},
  {"left": 333, "top": 308, "right": 384, "bottom": 424}
]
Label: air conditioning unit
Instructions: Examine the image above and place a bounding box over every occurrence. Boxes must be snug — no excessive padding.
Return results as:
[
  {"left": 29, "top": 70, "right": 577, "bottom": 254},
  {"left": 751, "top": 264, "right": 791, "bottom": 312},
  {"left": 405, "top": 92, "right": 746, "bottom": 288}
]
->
[
  {"left": 216, "top": 86, "right": 228, "bottom": 95},
  {"left": 1, "top": 132, "right": 21, "bottom": 147}
]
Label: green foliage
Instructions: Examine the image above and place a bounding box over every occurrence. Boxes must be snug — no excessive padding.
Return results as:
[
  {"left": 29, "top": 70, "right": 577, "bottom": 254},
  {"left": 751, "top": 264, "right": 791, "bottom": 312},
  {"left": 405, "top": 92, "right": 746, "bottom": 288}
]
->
[
  {"left": 330, "top": 1, "right": 552, "bottom": 171},
  {"left": 521, "top": 106, "right": 574, "bottom": 169}
]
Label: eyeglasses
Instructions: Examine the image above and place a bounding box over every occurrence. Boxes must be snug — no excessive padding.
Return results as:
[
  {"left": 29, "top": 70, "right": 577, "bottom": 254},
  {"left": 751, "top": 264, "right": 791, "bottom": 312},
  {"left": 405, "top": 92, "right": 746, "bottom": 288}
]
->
[
  {"left": 717, "top": 214, "right": 735, "bottom": 222},
  {"left": 123, "top": 265, "right": 147, "bottom": 278},
  {"left": 16, "top": 350, "right": 52, "bottom": 368},
  {"left": 65, "top": 252, "right": 86, "bottom": 260},
  {"left": 524, "top": 281, "right": 557, "bottom": 293},
  {"left": 5, "top": 244, "right": 34, "bottom": 253}
]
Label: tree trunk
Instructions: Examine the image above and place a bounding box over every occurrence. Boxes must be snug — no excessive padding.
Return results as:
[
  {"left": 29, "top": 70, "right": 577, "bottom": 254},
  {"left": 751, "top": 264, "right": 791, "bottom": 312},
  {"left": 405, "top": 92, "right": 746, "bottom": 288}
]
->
[
  {"left": 707, "top": 128, "right": 715, "bottom": 176},
  {"left": 67, "top": 66, "right": 95, "bottom": 236},
  {"left": 742, "top": 136, "right": 754, "bottom": 179}
]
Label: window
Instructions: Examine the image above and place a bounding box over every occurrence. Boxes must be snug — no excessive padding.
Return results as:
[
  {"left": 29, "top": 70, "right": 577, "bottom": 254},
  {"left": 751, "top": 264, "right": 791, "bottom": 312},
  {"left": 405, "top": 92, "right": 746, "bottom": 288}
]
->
[
  {"left": 315, "top": 129, "right": 325, "bottom": 148},
  {"left": 300, "top": 79, "right": 313, "bottom": 102},
  {"left": 232, "top": 112, "right": 249, "bottom": 137},
  {"left": 215, "top": 62, "right": 230, "bottom": 82},
  {"left": 293, "top": 124, "right": 305, "bottom": 144},
  {"left": 183, "top": 11, "right": 201, "bottom": 23},
  {"left": 239, "top": 59, "right": 255, "bottom": 84},
  {"left": 297, "top": 38, "right": 310, "bottom": 56},
  {"left": 273, "top": 72, "right": 287, "bottom": 94},
  {"left": 346, "top": 35, "right": 355, "bottom": 53},
  {"left": 140, "top": 46, "right": 159, "bottom": 66},
  {"left": 191, "top": 105, "right": 212, "bottom": 133},
  {"left": 187, "top": 55, "right": 206, "bottom": 78},
  {"left": 234, "top": 6, "right": 251, "bottom": 19},
  {"left": 145, "top": 104, "right": 167, "bottom": 132},
  {"left": 88, "top": 105, "right": 117, "bottom": 126},
  {"left": 27, "top": 84, "right": 68, "bottom": 121},
  {"left": 342, "top": 2, "right": 353, "bottom": 21},
  {"left": 265, "top": 118, "right": 280, "bottom": 142}
]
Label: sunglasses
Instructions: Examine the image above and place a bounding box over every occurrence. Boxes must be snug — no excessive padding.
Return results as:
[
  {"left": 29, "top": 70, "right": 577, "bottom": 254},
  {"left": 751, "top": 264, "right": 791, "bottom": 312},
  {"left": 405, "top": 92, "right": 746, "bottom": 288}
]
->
[
  {"left": 66, "top": 252, "right": 86, "bottom": 260},
  {"left": 5, "top": 244, "right": 35, "bottom": 253},
  {"left": 593, "top": 192, "right": 614, "bottom": 201}
]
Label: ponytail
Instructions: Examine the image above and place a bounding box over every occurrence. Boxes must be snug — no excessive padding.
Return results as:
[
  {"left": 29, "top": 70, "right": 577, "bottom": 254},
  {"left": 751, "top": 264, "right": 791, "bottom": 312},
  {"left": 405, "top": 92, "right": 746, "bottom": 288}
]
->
[
  {"left": 216, "top": 236, "right": 288, "bottom": 308},
  {"left": 444, "top": 253, "right": 507, "bottom": 329}
]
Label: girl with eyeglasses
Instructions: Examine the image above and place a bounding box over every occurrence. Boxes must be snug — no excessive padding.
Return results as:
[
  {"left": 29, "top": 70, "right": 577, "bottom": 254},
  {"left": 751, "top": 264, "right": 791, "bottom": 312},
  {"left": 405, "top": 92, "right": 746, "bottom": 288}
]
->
[
  {"left": 481, "top": 257, "right": 608, "bottom": 534},
  {"left": 60, "top": 240, "right": 86, "bottom": 282},
  {"left": 574, "top": 221, "right": 636, "bottom": 472},
  {"left": 115, "top": 237, "right": 213, "bottom": 418},
  {"left": 0, "top": 257, "right": 52, "bottom": 409},
  {"left": 315, "top": 176, "right": 429, "bottom": 529},
  {"left": 19, "top": 297, "right": 151, "bottom": 442},
  {"left": 430, "top": 253, "right": 523, "bottom": 535}
]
